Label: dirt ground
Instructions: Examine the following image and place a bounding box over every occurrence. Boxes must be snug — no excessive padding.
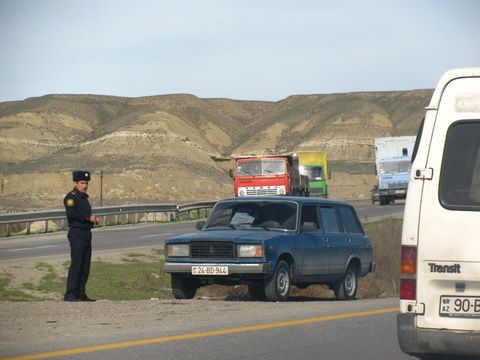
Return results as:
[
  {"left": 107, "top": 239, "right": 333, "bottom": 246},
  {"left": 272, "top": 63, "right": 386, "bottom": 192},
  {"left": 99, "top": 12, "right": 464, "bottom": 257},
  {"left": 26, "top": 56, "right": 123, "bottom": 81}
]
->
[{"left": 0, "top": 298, "right": 245, "bottom": 348}]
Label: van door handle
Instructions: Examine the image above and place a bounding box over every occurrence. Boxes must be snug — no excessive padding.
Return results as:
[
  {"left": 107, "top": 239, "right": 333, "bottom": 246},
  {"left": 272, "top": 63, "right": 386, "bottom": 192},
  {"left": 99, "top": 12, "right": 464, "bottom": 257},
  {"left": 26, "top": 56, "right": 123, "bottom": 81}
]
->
[{"left": 414, "top": 168, "right": 433, "bottom": 180}]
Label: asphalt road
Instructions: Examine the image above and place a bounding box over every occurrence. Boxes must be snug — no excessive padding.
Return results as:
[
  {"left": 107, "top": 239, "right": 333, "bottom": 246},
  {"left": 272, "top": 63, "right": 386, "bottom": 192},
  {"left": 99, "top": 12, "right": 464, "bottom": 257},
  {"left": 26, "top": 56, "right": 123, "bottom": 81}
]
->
[
  {"left": 0, "top": 204, "right": 404, "bottom": 261},
  {"left": 0, "top": 298, "right": 411, "bottom": 360}
]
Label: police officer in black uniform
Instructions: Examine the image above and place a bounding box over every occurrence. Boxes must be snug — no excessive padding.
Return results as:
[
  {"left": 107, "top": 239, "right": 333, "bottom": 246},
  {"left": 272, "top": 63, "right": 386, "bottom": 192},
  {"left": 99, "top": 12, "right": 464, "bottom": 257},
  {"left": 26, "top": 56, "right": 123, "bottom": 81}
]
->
[{"left": 63, "top": 170, "right": 100, "bottom": 302}]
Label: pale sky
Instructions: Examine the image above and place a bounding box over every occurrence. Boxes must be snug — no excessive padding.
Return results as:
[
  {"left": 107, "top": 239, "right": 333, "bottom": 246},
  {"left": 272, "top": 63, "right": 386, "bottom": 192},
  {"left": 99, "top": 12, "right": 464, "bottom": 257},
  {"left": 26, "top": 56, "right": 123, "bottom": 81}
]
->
[{"left": 0, "top": 0, "right": 479, "bottom": 102}]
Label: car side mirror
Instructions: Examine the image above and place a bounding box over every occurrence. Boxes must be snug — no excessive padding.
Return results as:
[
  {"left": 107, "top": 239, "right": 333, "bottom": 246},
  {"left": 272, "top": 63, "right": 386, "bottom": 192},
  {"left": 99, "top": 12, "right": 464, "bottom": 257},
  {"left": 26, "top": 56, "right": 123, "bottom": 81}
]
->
[
  {"left": 195, "top": 220, "right": 205, "bottom": 231},
  {"left": 228, "top": 169, "right": 234, "bottom": 179}
]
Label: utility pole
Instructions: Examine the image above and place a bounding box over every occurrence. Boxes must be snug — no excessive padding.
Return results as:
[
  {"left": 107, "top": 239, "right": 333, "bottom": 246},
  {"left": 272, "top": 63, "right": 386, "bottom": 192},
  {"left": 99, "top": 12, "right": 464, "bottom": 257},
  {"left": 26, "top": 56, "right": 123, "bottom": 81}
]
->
[{"left": 100, "top": 170, "right": 104, "bottom": 207}]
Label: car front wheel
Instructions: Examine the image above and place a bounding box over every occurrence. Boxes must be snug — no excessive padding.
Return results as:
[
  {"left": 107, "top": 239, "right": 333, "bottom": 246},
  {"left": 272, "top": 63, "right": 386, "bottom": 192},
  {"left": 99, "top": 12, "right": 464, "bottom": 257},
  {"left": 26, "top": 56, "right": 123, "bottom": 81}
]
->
[
  {"left": 264, "top": 260, "right": 291, "bottom": 302},
  {"left": 334, "top": 265, "right": 358, "bottom": 300},
  {"left": 171, "top": 275, "right": 198, "bottom": 299}
]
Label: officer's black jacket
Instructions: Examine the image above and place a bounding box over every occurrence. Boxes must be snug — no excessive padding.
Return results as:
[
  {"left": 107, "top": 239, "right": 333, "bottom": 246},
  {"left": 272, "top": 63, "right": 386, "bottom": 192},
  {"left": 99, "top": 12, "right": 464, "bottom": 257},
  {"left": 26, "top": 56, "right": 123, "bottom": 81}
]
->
[{"left": 63, "top": 189, "right": 93, "bottom": 229}]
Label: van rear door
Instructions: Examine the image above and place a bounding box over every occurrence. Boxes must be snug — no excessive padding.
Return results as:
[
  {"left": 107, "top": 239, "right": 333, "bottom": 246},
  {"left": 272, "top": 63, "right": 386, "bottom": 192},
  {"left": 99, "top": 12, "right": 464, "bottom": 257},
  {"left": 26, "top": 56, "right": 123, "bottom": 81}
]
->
[{"left": 416, "top": 75, "right": 480, "bottom": 331}]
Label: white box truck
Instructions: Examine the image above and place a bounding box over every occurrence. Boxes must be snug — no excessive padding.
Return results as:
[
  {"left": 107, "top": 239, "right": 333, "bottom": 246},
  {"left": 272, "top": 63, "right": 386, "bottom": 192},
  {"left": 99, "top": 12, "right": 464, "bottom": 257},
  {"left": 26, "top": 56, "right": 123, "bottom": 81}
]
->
[{"left": 373, "top": 136, "right": 416, "bottom": 205}]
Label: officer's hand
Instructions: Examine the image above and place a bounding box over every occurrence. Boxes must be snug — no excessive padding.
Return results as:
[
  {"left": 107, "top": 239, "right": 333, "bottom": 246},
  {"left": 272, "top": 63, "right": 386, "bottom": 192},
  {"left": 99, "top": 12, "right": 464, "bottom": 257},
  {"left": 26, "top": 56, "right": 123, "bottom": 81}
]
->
[{"left": 89, "top": 216, "right": 100, "bottom": 225}]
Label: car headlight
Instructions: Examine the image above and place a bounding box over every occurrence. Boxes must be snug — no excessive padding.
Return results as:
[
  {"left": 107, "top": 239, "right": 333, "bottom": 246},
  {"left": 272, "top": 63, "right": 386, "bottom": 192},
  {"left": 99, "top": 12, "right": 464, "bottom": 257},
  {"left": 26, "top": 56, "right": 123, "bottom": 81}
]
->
[
  {"left": 239, "top": 189, "right": 246, "bottom": 196},
  {"left": 278, "top": 187, "right": 286, "bottom": 195},
  {"left": 237, "top": 244, "right": 264, "bottom": 257},
  {"left": 167, "top": 244, "right": 189, "bottom": 257}
]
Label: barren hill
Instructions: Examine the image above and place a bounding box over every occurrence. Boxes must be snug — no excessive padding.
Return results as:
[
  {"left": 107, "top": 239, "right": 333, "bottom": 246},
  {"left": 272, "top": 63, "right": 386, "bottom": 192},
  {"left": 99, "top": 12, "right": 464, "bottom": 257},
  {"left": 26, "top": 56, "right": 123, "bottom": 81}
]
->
[{"left": 0, "top": 90, "right": 432, "bottom": 210}]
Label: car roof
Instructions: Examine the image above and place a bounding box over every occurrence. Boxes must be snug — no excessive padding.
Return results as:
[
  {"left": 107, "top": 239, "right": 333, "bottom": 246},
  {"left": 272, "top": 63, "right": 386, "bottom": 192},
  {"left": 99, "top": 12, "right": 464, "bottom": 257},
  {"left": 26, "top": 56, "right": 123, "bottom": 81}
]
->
[{"left": 218, "top": 196, "right": 353, "bottom": 207}]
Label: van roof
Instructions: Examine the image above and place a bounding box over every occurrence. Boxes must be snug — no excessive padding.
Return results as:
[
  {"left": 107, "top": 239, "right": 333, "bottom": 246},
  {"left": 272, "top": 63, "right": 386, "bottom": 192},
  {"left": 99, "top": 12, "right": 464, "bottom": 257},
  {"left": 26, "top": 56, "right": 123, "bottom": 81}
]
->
[{"left": 428, "top": 67, "right": 480, "bottom": 110}]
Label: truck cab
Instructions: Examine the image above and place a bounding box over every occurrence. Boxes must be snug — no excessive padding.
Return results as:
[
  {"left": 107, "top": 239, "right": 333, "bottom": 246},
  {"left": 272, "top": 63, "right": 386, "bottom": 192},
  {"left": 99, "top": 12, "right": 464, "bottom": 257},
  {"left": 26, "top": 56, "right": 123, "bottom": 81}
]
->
[
  {"left": 376, "top": 155, "right": 411, "bottom": 205},
  {"left": 233, "top": 154, "right": 309, "bottom": 197},
  {"left": 297, "top": 151, "right": 329, "bottom": 198},
  {"left": 373, "top": 137, "right": 416, "bottom": 206}
]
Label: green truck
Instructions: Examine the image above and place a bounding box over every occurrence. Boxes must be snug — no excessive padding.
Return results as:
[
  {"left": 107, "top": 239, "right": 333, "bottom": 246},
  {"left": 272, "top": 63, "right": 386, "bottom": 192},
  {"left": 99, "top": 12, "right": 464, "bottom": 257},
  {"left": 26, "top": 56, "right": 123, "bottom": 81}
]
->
[{"left": 297, "top": 151, "right": 329, "bottom": 198}]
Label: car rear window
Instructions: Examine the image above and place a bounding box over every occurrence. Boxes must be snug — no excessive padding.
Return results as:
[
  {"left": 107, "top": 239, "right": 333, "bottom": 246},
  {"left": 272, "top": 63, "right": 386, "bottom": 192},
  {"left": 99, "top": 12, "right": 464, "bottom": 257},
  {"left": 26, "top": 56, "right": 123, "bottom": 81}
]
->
[
  {"left": 439, "top": 121, "right": 480, "bottom": 210},
  {"left": 339, "top": 206, "right": 363, "bottom": 234}
]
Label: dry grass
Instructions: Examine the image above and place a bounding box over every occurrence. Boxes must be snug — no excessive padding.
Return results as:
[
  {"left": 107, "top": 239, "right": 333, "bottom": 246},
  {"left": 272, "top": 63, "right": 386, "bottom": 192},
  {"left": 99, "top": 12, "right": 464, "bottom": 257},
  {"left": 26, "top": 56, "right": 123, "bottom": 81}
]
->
[{"left": 360, "top": 217, "right": 402, "bottom": 298}]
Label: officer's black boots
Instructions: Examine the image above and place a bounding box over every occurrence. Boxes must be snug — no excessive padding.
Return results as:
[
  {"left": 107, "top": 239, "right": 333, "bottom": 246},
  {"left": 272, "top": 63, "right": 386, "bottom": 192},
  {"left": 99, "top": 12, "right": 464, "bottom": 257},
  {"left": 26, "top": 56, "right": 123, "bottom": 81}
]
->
[
  {"left": 64, "top": 294, "right": 80, "bottom": 302},
  {"left": 79, "top": 295, "right": 96, "bottom": 302}
]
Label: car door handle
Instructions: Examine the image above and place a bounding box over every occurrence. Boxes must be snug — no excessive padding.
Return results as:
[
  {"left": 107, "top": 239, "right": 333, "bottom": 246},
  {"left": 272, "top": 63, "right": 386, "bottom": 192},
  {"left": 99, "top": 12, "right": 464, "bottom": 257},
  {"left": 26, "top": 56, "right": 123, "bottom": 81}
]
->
[
  {"left": 323, "top": 237, "right": 329, "bottom": 242},
  {"left": 347, "top": 237, "right": 351, "bottom": 243}
]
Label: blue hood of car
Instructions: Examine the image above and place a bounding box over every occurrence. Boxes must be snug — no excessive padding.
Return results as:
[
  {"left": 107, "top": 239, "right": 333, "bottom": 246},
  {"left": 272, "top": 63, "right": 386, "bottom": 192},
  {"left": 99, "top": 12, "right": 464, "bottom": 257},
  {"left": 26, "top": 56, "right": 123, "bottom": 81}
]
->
[{"left": 165, "top": 229, "right": 293, "bottom": 244}]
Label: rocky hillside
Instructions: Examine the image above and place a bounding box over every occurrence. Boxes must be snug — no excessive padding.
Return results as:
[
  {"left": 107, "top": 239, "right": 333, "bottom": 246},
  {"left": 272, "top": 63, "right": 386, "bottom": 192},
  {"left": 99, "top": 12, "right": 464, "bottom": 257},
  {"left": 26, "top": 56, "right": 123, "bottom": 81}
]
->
[{"left": 0, "top": 90, "right": 431, "bottom": 210}]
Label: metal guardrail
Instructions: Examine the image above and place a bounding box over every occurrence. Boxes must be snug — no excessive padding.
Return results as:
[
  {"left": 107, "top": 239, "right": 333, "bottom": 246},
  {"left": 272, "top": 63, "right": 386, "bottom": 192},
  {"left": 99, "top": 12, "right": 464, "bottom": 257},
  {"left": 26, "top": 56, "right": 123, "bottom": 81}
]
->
[
  {"left": 0, "top": 201, "right": 217, "bottom": 237},
  {"left": 0, "top": 197, "right": 371, "bottom": 237}
]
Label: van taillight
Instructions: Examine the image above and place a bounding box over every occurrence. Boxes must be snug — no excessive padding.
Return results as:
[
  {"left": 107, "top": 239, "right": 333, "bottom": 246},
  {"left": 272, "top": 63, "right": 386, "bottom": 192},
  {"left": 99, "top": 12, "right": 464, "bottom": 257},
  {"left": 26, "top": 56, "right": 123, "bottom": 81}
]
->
[{"left": 400, "top": 246, "right": 417, "bottom": 300}]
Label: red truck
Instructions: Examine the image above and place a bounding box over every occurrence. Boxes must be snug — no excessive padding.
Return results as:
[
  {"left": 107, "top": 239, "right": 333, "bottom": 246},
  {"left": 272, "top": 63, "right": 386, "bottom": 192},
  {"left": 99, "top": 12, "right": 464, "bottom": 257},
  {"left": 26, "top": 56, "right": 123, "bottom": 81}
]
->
[{"left": 232, "top": 154, "right": 309, "bottom": 197}]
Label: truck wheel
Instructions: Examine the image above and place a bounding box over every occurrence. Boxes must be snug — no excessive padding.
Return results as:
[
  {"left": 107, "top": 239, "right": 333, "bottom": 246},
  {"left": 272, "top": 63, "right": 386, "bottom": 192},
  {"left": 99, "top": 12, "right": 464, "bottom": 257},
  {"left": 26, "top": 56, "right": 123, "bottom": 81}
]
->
[
  {"left": 333, "top": 265, "right": 358, "bottom": 300},
  {"left": 264, "top": 261, "right": 291, "bottom": 301},
  {"left": 247, "top": 284, "right": 266, "bottom": 300},
  {"left": 171, "top": 275, "right": 197, "bottom": 299}
]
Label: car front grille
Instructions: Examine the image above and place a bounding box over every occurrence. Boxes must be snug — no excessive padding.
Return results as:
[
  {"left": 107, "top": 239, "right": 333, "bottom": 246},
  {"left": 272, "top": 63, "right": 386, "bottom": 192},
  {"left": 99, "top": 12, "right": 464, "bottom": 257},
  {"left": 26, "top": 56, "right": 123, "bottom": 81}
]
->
[{"left": 190, "top": 241, "right": 235, "bottom": 259}]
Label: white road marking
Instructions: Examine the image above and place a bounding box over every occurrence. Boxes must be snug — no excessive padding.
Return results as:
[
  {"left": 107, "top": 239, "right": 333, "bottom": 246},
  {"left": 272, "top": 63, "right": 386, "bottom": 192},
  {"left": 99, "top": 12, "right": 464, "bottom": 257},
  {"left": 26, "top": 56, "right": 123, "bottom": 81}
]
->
[
  {"left": 141, "top": 232, "right": 176, "bottom": 238},
  {"left": 7, "top": 245, "right": 59, "bottom": 252}
]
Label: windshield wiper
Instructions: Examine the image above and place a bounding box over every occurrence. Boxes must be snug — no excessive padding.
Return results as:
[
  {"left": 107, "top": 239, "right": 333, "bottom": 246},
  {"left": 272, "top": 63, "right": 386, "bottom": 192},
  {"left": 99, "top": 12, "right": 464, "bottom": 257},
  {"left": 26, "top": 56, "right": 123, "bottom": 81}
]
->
[
  {"left": 206, "top": 224, "right": 236, "bottom": 229},
  {"left": 251, "top": 224, "right": 271, "bottom": 230},
  {"left": 229, "top": 222, "right": 254, "bottom": 229}
]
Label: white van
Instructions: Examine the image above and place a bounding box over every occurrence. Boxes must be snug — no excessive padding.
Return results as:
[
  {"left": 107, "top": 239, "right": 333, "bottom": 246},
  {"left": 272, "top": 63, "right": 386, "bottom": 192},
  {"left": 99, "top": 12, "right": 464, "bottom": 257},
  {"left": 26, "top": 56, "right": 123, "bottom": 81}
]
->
[{"left": 398, "top": 68, "right": 480, "bottom": 358}]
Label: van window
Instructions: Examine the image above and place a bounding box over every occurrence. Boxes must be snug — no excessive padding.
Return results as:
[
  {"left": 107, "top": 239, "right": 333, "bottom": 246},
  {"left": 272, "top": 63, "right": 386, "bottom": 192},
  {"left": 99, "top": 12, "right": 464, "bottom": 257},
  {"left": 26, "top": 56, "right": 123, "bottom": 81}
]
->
[
  {"left": 319, "top": 206, "right": 340, "bottom": 233},
  {"left": 439, "top": 121, "right": 480, "bottom": 210},
  {"left": 411, "top": 117, "right": 424, "bottom": 163},
  {"left": 339, "top": 206, "right": 363, "bottom": 234}
]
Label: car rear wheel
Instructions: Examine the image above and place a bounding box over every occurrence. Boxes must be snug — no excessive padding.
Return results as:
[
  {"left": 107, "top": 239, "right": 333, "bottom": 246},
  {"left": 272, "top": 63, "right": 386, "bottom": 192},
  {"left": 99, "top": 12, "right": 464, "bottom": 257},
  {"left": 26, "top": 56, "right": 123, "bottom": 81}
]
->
[
  {"left": 264, "top": 260, "right": 291, "bottom": 302},
  {"left": 247, "top": 284, "right": 266, "bottom": 300},
  {"left": 171, "top": 275, "right": 197, "bottom": 299},
  {"left": 334, "top": 264, "right": 358, "bottom": 300}
]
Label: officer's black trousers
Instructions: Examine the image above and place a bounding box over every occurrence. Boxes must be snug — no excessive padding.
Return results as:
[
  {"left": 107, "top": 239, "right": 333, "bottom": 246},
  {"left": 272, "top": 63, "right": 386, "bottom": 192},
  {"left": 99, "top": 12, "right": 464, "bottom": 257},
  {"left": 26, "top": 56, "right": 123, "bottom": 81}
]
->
[{"left": 65, "top": 228, "right": 92, "bottom": 298}]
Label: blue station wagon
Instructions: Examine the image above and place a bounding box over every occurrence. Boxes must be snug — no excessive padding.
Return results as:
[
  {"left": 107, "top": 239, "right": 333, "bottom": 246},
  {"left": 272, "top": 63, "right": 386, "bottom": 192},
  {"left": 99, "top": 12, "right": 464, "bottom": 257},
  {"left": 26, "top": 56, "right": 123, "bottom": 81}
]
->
[{"left": 164, "top": 197, "right": 375, "bottom": 301}]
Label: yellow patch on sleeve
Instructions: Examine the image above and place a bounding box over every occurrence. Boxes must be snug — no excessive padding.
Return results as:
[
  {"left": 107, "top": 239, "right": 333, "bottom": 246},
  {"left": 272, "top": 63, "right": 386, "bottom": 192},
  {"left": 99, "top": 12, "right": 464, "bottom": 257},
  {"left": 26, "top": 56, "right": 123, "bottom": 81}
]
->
[{"left": 66, "top": 198, "right": 75, "bottom": 207}]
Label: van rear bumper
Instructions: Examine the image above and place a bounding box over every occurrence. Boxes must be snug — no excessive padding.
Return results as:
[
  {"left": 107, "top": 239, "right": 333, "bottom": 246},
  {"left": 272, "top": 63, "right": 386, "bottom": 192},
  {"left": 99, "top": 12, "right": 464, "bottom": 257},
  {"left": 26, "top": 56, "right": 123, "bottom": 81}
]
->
[{"left": 397, "top": 313, "right": 480, "bottom": 357}]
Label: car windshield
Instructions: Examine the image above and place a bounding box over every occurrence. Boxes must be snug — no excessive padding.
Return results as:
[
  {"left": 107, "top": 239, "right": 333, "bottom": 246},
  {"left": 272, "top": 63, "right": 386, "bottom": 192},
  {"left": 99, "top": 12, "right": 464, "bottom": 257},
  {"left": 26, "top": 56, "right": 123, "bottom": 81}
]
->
[
  {"left": 237, "top": 160, "right": 286, "bottom": 176},
  {"left": 205, "top": 201, "right": 298, "bottom": 231}
]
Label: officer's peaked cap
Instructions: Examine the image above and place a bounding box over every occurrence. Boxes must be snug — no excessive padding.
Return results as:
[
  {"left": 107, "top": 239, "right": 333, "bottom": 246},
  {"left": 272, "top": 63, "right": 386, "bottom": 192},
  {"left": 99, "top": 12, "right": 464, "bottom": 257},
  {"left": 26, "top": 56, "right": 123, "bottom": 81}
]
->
[{"left": 72, "top": 170, "right": 91, "bottom": 182}]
